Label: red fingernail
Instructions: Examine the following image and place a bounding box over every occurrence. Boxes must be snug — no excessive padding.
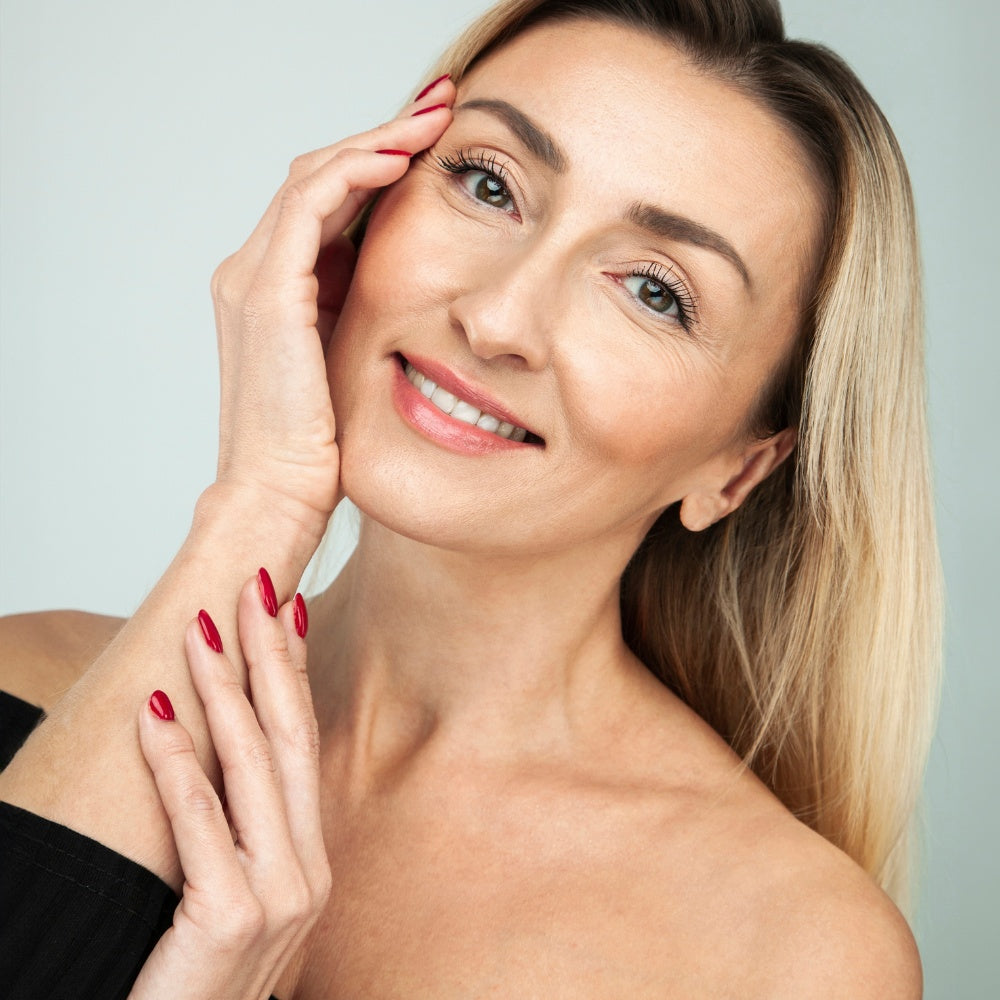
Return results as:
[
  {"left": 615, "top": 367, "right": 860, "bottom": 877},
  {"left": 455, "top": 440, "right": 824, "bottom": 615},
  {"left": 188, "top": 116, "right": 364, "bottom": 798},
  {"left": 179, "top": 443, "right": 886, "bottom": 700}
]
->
[
  {"left": 257, "top": 567, "right": 278, "bottom": 617},
  {"left": 415, "top": 73, "right": 450, "bottom": 101},
  {"left": 411, "top": 102, "right": 447, "bottom": 117},
  {"left": 293, "top": 593, "right": 309, "bottom": 639},
  {"left": 198, "top": 609, "right": 223, "bottom": 653},
  {"left": 375, "top": 149, "right": 412, "bottom": 156},
  {"left": 149, "top": 690, "right": 175, "bottom": 721}
]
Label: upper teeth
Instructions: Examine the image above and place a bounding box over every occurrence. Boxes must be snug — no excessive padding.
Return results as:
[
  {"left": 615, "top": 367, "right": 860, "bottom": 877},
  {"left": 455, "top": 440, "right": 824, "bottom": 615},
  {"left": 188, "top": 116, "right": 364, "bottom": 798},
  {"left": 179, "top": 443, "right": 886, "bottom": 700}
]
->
[{"left": 404, "top": 361, "right": 528, "bottom": 442}]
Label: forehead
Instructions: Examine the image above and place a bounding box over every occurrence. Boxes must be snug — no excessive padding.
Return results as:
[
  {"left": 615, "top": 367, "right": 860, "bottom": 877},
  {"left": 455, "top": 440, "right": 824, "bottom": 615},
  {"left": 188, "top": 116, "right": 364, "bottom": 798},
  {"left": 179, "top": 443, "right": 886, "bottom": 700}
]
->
[{"left": 459, "top": 19, "right": 822, "bottom": 302}]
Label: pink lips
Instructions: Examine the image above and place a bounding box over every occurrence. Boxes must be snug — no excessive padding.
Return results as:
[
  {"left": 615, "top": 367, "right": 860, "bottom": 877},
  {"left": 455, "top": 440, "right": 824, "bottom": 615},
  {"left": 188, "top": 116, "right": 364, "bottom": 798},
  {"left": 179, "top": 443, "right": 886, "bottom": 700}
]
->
[{"left": 391, "top": 354, "right": 540, "bottom": 455}]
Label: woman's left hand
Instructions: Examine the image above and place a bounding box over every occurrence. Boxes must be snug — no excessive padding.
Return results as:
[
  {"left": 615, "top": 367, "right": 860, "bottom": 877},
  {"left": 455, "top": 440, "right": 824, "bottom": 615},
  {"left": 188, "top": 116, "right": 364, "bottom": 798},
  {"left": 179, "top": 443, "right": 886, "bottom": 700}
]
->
[{"left": 128, "top": 572, "right": 331, "bottom": 1000}]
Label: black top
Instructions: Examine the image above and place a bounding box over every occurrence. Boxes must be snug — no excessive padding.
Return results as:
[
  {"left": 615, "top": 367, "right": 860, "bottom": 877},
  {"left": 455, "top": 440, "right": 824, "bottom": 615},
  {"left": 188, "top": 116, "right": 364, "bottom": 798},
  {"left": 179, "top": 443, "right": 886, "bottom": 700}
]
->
[{"left": 0, "top": 691, "right": 280, "bottom": 1000}]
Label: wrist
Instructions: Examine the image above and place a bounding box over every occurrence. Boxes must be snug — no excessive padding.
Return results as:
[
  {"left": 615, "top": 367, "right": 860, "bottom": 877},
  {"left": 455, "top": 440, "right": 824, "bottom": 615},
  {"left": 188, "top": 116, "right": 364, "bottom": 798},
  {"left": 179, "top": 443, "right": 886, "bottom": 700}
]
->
[{"left": 190, "top": 482, "right": 330, "bottom": 589}]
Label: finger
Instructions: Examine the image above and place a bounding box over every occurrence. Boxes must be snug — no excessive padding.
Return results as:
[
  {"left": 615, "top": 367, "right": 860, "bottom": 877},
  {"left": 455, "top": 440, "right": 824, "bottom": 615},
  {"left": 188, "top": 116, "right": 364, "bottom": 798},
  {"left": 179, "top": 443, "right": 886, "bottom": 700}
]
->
[
  {"left": 138, "top": 690, "right": 247, "bottom": 899},
  {"left": 183, "top": 613, "right": 289, "bottom": 863},
  {"left": 237, "top": 575, "right": 328, "bottom": 877},
  {"left": 237, "top": 82, "right": 455, "bottom": 265},
  {"left": 257, "top": 124, "right": 451, "bottom": 295},
  {"left": 278, "top": 73, "right": 457, "bottom": 190}
]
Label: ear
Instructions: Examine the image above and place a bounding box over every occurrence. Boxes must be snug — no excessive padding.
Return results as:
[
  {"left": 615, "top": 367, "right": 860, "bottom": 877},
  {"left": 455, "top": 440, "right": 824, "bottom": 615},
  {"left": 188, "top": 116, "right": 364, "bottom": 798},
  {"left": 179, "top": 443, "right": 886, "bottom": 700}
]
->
[{"left": 679, "top": 427, "right": 797, "bottom": 532}]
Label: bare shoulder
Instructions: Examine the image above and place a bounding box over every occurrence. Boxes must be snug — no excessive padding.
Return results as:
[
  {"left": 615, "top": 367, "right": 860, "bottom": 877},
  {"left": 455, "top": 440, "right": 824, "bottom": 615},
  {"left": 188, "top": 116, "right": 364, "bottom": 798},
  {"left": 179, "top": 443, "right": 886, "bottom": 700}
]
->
[
  {"left": 614, "top": 676, "right": 921, "bottom": 998},
  {"left": 680, "top": 745, "right": 924, "bottom": 1000},
  {"left": 692, "top": 759, "right": 921, "bottom": 998},
  {"left": 755, "top": 836, "right": 922, "bottom": 999},
  {"left": 0, "top": 610, "right": 126, "bottom": 710}
]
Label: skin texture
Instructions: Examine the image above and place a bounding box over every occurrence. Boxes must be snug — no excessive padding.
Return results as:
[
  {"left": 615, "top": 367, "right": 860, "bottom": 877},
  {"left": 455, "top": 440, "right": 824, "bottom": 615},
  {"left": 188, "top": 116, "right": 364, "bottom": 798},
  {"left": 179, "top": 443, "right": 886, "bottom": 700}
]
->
[{"left": 0, "top": 22, "right": 921, "bottom": 1000}]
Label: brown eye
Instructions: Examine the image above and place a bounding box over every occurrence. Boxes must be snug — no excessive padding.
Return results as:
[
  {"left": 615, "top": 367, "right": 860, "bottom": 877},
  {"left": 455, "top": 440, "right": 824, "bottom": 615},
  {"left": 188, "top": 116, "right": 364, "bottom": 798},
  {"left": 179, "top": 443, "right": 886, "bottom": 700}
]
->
[
  {"left": 464, "top": 170, "right": 513, "bottom": 210},
  {"left": 624, "top": 275, "right": 679, "bottom": 317}
]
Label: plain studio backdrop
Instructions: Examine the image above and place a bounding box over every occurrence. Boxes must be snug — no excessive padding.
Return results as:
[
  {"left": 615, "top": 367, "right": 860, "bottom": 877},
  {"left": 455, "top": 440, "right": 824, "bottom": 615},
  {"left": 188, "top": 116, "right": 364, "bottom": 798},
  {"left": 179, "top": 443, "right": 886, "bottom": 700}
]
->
[{"left": 1, "top": 0, "right": 996, "bottom": 993}]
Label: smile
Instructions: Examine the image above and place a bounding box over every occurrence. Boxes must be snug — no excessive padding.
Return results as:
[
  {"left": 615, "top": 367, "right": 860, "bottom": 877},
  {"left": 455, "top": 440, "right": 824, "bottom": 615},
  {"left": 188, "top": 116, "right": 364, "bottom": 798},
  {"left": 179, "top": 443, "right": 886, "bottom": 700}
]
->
[{"left": 402, "top": 359, "right": 530, "bottom": 442}]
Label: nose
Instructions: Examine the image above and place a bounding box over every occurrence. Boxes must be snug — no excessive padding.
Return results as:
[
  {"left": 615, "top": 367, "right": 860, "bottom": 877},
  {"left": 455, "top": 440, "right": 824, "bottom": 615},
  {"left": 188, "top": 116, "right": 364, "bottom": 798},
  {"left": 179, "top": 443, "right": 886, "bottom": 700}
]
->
[{"left": 447, "top": 244, "right": 556, "bottom": 370}]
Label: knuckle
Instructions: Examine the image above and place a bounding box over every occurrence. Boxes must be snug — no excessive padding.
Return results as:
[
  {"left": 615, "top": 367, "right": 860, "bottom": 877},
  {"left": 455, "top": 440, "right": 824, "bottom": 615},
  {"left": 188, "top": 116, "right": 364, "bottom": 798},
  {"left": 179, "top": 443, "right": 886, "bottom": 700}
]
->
[
  {"left": 287, "top": 151, "right": 317, "bottom": 178},
  {"left": 279, "top": 179, "right": 311, "bottom": 215},
  {"left": 210, "top": 255, "right": 240, "bottom": 308},
  {"left": 265, "top": 636, "right": 293, "bottom": 664},
  {"left": 213, "top": 668, "right": 246, "bottom": 699},
  {"left": 312, "top": 864, "right": 334, "bottom": 908},
  {"left": 280, "top": 874, "right": 313, "bottom": 924},
  {"left": 159, "top": 731, "right": 197, "bottom": 765},
  {"left": 285, "top": 716, "right": 321, "bottom": 759},
  {"left": 178, "top": 782, "right": 223, "bottom": 818},
  {"left": 242, "top": 736, "right": 277, "bottom": 774},
  {"left": 215, "top": 894, "right": 266, "bottom": 946},
  {"left": 331, "top": 146, "right": 367, "bottom": 171}
]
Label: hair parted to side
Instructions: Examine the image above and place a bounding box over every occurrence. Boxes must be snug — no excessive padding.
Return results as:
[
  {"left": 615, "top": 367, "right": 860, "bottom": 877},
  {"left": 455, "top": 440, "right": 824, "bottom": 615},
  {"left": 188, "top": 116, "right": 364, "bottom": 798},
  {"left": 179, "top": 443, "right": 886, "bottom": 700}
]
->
[{"left": 414, "top": 0, "right": 942, "bottom": 908}]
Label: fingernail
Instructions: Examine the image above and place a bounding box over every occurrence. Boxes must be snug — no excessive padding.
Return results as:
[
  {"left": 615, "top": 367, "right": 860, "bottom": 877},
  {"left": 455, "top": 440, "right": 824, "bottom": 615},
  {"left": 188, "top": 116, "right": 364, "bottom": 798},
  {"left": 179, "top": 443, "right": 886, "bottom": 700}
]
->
[
  {"left": 411, "top": 102, "right": 447, "bottom": 117},
  {"left": 293, "top": 593, "right": 309, "bottom": 639},
  {"left": 198, "top": 609, "right": 224, "bottom": 653},
  {"left": 257, "top": 567, "right": 278, "bottom": 617},
  {"left": 415, "top": 73, "right": 450, "bottom": 101},
  {"left": 375, "top": 149, "right": 412, "bottom": 156},
  {"left": 149, "top": 690, "right": 175, "bottom": 721}
]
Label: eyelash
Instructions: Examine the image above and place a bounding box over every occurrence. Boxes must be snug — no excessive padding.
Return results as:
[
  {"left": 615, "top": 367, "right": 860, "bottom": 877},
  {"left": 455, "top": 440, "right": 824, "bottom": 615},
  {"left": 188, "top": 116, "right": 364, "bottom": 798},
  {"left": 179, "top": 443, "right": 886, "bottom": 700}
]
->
[
  {"left": 436, "top": 148, "right": 516, "bottom": 211},
  {"left": 434, "top": 149, "right": 698, "bottom": 332},
  {"left": 626, "top": 262, "right": 698, "bottom": 332}
]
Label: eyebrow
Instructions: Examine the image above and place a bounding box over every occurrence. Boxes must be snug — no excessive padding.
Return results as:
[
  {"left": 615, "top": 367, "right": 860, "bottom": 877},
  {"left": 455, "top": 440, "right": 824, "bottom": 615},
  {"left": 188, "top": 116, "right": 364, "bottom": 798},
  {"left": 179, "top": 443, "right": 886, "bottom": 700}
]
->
[
  {"left": 454, "top": 99, "right": 568, "bottom": 173},
  {"left": 626, "top": 203, "right": 751, "bottom": 288},
  {"left": 454, "top": 98, "right": 750, "bottom": 288}
]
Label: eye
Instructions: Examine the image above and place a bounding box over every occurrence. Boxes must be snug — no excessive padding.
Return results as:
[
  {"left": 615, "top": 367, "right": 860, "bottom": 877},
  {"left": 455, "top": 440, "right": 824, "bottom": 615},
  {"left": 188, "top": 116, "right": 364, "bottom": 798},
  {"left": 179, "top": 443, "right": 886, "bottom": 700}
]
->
[
  {"left": 436, "top": 150, "right": 517, "bottom": 214},
  {"left": 620, "top": 263, "right": 696, "bottom": 332},
  {"left": 461, "top": 170, "right": 514, "bottom": 210},
  {"left": 623, "top": 274, "right": 680, "bottom": 318}
]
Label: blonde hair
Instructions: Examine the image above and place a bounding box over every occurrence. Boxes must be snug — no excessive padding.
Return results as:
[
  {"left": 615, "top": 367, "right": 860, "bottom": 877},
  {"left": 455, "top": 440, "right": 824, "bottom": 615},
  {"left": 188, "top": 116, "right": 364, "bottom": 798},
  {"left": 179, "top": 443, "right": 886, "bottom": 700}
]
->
[{"left": 376, "top": 0, "right": 941, "bottom": 906}]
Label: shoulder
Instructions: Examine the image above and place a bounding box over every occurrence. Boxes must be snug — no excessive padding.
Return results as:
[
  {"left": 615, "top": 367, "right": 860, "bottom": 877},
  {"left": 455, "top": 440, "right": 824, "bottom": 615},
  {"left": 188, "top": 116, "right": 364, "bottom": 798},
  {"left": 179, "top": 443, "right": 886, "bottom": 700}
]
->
[
  {"left": 0, "top": 610, "right": 126, "bottom": 710},
  {"left": 600, "top": 664, "right": 922, "bottom": 997},
  {"left": 627, "top": 705, "right": 920, "bottom": 996},
  {"left": 699, "top": 767, "right": 921, "bottom": 998},
  {"left": 756, "top": 845, "right": 922, "bottom": 999}
]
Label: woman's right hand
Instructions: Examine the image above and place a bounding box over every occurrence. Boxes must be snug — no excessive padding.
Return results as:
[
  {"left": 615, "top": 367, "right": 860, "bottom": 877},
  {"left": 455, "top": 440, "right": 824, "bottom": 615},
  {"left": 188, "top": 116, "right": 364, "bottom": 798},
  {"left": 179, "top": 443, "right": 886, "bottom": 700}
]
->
[{"left": 207, "top": 75, "right": 455, "bottom": 541}]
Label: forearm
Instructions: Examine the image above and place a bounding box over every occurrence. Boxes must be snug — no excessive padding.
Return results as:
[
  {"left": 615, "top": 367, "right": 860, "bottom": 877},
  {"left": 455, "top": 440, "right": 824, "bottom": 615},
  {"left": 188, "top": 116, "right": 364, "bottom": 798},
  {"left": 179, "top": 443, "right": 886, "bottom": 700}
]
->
[{"left": 0, "top": 484, "right": 324, "bottom": 890}]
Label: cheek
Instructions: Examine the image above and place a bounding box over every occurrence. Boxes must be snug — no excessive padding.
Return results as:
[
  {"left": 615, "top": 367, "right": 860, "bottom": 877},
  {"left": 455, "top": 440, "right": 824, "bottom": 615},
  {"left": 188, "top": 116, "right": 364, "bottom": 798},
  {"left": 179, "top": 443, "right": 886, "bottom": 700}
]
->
[
  {"left": 352, "top": 176, "right": 461, "bottom": 300},
  {"left": 560, "top": 326, "right": 736, "bottom": 474}
]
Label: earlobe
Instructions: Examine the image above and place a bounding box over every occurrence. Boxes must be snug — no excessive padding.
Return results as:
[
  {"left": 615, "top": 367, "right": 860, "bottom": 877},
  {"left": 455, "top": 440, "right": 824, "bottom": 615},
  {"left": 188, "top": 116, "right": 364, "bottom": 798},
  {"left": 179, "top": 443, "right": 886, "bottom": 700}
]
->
[
  {"left": 679, "top": 428, "right": 797, "bottom": 532},
  {"left": 678, "top": 492, "right": 727, "bottom": 532}
]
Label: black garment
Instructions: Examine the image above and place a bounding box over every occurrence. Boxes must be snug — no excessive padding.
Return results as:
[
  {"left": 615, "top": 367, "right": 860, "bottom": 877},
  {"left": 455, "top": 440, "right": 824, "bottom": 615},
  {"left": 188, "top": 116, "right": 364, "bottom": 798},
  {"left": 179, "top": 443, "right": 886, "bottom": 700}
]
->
[{"left": 0, "top": 691, "right": 280, "bottom": 1000}]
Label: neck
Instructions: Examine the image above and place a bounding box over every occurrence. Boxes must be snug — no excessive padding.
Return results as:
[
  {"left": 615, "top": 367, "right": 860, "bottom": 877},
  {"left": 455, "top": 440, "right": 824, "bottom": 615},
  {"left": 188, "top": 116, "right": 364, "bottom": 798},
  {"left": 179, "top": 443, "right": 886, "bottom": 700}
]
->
[{"left": 306, "top": 513, "right": 651, "bottom": 777}]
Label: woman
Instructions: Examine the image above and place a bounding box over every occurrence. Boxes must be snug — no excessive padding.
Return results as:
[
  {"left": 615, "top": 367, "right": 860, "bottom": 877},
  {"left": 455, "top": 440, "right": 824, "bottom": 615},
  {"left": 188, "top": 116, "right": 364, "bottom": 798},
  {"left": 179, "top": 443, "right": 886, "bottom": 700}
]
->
[{"left": 0, "top": 0, "right": 940, "bottom": 996}]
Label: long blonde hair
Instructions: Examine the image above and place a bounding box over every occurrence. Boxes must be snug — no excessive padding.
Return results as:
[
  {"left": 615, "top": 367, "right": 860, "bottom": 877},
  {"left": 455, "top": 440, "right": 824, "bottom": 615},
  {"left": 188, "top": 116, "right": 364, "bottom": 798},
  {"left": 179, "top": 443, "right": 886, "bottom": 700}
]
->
[{"left": 404, "top": 0, "right": 943, "bottom": 907}]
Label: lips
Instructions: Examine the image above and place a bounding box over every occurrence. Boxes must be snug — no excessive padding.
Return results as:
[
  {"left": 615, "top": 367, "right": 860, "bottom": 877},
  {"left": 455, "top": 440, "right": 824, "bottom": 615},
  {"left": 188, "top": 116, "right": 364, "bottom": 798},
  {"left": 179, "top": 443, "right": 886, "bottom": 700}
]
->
[
  {"left": 402, "top": 360, "right": 529, "bottom": 442},
  {"left": 396, "top": 354, "right": 543, "bottom": 446}
]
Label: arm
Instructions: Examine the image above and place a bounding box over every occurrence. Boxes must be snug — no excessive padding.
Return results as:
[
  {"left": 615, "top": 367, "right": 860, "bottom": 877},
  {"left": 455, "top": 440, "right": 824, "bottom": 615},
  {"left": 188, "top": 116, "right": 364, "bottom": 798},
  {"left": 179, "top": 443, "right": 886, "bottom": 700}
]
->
[{"left": 0, "top": 77, "right": 456, "bottom": 891}]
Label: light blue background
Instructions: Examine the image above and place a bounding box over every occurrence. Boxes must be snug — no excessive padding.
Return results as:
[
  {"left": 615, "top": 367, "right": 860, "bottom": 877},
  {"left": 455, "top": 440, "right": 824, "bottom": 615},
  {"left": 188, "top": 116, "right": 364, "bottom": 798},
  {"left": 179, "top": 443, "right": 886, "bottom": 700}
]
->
[{"left": 1, "top": 1, "right": 996, "bottom": 993}]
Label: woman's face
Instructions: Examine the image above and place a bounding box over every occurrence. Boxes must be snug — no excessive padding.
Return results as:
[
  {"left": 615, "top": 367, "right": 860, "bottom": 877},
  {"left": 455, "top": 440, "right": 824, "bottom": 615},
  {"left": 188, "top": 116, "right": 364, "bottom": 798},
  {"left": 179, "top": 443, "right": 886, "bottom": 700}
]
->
[{"left": 328, "top": 19, "right": 822, "bottom": 557}]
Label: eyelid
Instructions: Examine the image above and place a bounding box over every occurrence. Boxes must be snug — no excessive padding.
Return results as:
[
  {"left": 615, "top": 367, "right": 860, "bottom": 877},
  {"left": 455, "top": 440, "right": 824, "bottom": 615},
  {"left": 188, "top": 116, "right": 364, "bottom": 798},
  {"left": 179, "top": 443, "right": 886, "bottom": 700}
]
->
[
  {"left": 435, "top": 146, "right": 523, "bottom": 217},
  {"left": 618, "top": 261, "right": 699, "bottom": 334}
]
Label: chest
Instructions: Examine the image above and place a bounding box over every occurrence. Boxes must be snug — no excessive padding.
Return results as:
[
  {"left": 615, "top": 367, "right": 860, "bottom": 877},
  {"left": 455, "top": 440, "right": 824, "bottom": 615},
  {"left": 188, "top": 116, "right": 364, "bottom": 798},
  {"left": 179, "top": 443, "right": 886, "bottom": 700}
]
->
[{"left": 285, "top": 782, "right": 762, "bottom": 999}]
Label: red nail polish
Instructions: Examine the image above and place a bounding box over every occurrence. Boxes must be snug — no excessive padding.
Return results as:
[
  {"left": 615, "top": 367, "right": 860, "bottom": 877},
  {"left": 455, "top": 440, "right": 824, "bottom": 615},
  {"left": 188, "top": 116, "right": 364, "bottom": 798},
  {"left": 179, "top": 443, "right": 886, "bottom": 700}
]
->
[
  {"left": 149, "top": 690, "right": 174, "bottom": 721},
  {"left": 411, "top": 102, "right": 447, "bottom": 117},
  {"left": 293, "top": 593, "right": 309, "bottom": 639},
  {"left": 375, "top": 149, "right": 412, "bottom": 156},
  {"left": 257, "top": 567, "right": 278, "bottom": 617},
  {"left": 415, "top": 73, "right": 450, "bottom": 101},
  {"left": 198, "top": 609, "right": 223, "bottom": 653}
]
